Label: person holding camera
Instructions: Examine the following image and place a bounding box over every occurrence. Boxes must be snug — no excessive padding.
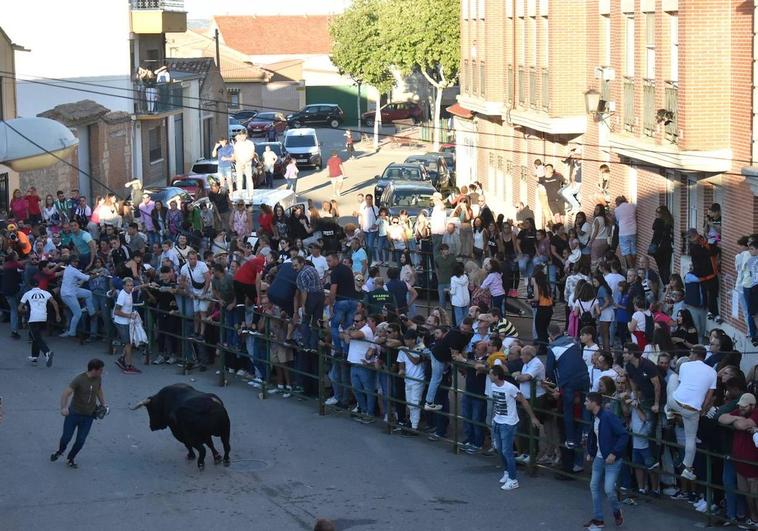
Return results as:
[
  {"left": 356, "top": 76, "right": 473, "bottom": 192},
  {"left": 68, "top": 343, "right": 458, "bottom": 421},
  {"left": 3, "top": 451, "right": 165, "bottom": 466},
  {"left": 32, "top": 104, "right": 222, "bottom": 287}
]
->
[{"left": 50, "top": 358, "right": 107, "bottom": 468}]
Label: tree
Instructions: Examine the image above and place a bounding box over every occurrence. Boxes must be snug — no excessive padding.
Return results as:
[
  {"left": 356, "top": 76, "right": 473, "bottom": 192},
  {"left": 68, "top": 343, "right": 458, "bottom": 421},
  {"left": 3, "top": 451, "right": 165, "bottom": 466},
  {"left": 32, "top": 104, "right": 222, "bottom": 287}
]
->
[
  {"left": 329, "top": 0, "right": 395, "bottom": 151},
  {"left": 380, "top": 0, "right": 460, "bottom": 150}
]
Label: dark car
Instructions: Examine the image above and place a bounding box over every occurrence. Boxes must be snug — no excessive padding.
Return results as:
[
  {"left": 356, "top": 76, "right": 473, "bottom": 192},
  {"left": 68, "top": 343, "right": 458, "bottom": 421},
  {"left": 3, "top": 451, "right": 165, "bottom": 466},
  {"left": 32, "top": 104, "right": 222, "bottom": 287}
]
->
[
  {"left": 245, "top": 111, "right": 288, "bottom": 137},
  {"left": 287, "top": 104, "right": 344, "bottom": 129},
  {"left": 144, "top": 186, "right": 193, "bottom": 207},
  {"left": 404, "top": 154, "right": 453, "bottom": 191},
  {"left": 254, "top": 141, "right": 288, "bottom": 178},
  {"left": 428, "top": 150, "right": 456, "bottom": 173},
  {"left": 362, "top": 101, "right": 424, "bottom": 126},
  {"left": 373, "top": 162, "right": 430, "bottom": 199},
  {"left": 379, "top": 181, "right": 437, "bottom": 221}
]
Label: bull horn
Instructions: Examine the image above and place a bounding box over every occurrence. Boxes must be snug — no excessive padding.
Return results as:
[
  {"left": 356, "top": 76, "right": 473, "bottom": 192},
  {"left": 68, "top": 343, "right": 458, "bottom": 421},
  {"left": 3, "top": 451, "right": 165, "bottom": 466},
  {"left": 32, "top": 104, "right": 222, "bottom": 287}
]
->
[{"left": 129, "top": 398, "right": 150, "bottom": 410}]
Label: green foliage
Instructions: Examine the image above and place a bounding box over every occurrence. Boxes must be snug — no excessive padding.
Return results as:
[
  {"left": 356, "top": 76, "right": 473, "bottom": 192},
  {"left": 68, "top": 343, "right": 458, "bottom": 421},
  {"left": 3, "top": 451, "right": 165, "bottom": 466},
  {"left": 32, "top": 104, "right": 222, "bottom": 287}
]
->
[{"left": 329, "top": 0, "right": 395, "bottom": 94}]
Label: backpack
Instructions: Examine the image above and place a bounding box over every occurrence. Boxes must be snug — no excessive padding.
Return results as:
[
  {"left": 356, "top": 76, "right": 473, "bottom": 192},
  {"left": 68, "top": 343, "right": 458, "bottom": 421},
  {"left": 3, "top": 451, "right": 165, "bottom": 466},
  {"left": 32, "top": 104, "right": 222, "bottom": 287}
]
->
[
  {"left": 643, "top": 313, "right": 655, "bottom": 342},
  {"left": 578, "top": 299, "right": 597, "bottom": 329}
]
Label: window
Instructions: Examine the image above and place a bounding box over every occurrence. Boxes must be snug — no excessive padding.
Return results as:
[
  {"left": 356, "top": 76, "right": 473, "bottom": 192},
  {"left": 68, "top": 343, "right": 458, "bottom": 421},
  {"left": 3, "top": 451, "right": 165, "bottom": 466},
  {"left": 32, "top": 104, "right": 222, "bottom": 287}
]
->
[
  {"left": 462, "top": 0, "right": 469, "bottom": 19},
  {"left": 669, "top": 12, "right": 678, "bottom": 82},
  {"left": 518, "top": 65, "right": 526, "bottom": 105},
  {"left": 643, "top": 79, "right": 655, "bottom": 137},
  {"left": 464, "top": 60, "right": 470, "bottom": 93},
  {"left": 624, "top": 77, "right": 635, "bottom": 132},
  {"left": 472, "top": 60, "right": 479, "bottom": 94},
  {"left": 479, "top": 62, "right": 486, "bottom": 97},
  {"left": 541, "top": 16, "right": 549, "bottom": 66},
  {"left": 601, "top": 15, "right": 611, "bottom": 66},
  {"left": 507, "top": 65, "right": 514, "bottom": 103},
  {"left": 529, "top": 17, "right": 537, "bottom": 66},
  {"left": 645, "top": 12, "right": 655, "bottom": 79},
  {"left": 227, "top": 89, "right": 240, "bottom": 108},
  {"left": 625, "top": 16, "right": 635, "bottom": 77},
  {"left": 478, "top": 0, "right": 485, "bottom": 18},
  {"left": 529, "top": 67, "right": 537, "bottom": 108},
  {"left": 541, "top": 67, "right": 549, "bottom": 111},
  {"left": 148, "top": 126, "right": 162, "bottom": 163}
]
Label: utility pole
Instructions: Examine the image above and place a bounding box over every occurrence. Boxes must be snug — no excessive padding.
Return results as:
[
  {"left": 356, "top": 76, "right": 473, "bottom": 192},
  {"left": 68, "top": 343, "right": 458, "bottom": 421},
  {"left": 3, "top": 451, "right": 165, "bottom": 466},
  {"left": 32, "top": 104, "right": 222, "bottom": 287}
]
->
[{"left": 214, "top": 28, "right": 221, "bottom": 68}]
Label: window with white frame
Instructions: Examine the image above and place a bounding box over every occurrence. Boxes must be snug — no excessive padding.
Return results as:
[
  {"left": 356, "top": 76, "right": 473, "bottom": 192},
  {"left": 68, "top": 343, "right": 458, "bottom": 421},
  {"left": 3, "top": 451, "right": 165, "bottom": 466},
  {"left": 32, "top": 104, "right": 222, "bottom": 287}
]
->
[
  {"left": 601, "top": 15, "right": 611, "bottom": 66},
  {"left": 478, "top": 0, "right": 485, "bottom": 18},
  {"left": 669, "top": 12, "right": 678, "bottom": 82},
  {"left": 541, "top": 16, "right": 548, "bottom": 66},
  {"left": 529, "top": 17, "right": 537, "bottom": 66},
  {"left": 625, "top": 15, "right": 635, "bottom": 77},
  {"left": 645, "top": 12, "right": 655, "bottom": 80},
  {"left": 462, "top": 0, "right": 469, "bottom": 20},
  {"left": 227, "top": 88, "right": 240, "bottom": 108}
]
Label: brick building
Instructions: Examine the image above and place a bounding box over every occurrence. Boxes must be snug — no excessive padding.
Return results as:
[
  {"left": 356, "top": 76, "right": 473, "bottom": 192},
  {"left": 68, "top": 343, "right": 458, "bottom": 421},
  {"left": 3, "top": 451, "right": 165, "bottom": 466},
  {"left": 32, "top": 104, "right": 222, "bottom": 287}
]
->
[{"left": 454, "top": 0, "right": 757, "bottom": 352}]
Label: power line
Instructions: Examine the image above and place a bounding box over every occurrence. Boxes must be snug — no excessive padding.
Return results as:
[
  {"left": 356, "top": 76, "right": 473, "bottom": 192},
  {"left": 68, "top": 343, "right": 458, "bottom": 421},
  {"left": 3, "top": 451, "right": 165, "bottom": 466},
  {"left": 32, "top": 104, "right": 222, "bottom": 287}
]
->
[
  {"left": 5, "top": 68, "right": 752, "bottom": 167},
  {"left": 1, "top": 71, "right": 750, "bottom": 179}
]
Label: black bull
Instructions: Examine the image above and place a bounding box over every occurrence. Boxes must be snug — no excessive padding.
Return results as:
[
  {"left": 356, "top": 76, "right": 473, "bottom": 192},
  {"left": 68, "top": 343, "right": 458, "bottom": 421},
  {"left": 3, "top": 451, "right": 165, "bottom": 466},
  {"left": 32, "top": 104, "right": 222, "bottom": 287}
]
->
[{"left": 130, "top": 384, "right": 231, "bottom": 469}]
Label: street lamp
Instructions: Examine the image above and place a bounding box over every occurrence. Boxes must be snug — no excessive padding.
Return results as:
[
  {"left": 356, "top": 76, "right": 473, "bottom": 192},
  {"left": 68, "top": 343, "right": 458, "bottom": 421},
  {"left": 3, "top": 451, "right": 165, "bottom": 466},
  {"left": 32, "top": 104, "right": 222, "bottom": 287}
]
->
[{"left": 0, "top": 117, "right": 78, "bottom": 171}]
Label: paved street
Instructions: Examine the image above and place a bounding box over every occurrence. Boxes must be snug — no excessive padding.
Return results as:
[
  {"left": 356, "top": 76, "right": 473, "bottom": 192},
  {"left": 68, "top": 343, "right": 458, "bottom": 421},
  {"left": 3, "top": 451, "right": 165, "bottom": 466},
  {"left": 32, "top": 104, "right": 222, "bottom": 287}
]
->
[{"left": 1, "top": 328, "right": 701, "bottom": 531}]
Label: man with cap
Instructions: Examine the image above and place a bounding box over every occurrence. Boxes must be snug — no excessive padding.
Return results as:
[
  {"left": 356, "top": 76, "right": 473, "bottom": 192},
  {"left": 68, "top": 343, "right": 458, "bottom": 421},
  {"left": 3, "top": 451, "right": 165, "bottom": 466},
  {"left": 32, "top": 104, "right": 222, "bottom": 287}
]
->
[{"left": 719, "top": 393, "right": 758, "bottom": 525}]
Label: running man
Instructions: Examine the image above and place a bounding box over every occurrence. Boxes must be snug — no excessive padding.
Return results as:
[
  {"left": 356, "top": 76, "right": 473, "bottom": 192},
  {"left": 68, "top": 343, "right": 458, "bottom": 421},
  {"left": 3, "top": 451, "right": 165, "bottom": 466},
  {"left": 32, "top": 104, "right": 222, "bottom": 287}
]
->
[
  {"left": 19, "top": 279, "right": 61, "bottom": 366},
  {"left": 51, "top": 358, "right": 107, "bottom": 468}
]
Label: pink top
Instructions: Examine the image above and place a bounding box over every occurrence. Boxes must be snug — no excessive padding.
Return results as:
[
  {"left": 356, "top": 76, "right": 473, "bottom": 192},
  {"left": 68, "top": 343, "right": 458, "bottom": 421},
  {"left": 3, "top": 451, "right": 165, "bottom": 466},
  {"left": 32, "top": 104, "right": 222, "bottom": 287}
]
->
[{"left": 481, "top": 272, "right": 505, "bottom": 297}]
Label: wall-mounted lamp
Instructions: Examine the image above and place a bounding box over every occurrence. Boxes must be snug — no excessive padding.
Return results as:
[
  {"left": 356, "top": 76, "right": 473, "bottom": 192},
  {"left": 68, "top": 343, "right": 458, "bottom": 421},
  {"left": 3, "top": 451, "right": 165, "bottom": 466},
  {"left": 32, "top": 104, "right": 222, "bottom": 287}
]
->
[{"left": 584, "top": 89, "right": 614, "bottom": 124}]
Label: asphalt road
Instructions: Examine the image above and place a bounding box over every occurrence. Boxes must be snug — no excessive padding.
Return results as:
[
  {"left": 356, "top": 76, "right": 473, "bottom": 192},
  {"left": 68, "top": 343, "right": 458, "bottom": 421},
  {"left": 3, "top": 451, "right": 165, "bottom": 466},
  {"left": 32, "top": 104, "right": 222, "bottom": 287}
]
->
[{"left": 0, "top": 327, "right": 702, "bottom": 531}]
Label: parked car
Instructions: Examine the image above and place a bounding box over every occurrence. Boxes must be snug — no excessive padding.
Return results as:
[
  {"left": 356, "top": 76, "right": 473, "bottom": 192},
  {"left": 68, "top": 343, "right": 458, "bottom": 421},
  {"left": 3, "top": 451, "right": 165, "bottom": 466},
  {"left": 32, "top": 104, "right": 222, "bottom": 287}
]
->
[
  {"left": 254, "top": 141, "right": 288, "bottom": 178},
  {"left": 404, "top": 154, "right": 453, "bottom": 191},
  {"left": 228, "top": 117, "right": 247, "bottom": 139},
  {"left": 188, "top": 158, "right": 222, "bottom": 186},
  {"left": 170, "top": 178, "right": 206, "bottom": 199},
  {"left": 362, "top": 102, "right": 424, "bottom": 126},
  {"left": 143, "top": 186, "right": 192, "bottom": 208},
  {"left": 373, "top": 162, "right": 430, "bottom": 199},
  {"left": 429, "top": 149, "right": 456, "bottom": 173},
  {"left": 282, "top": 128, "right": 322, "bottom": 169},
  {"left": 232, "top": 110, "right": 258, "bottom": 122},
  {"left": 245, "top": 111, "right": 288, "bottom": 137},
  {"left": 379, "top": 181, "right": 437, "bottom": 221},
  {"left": 287, "top": 104, "right": 344, "bottom": 129}
]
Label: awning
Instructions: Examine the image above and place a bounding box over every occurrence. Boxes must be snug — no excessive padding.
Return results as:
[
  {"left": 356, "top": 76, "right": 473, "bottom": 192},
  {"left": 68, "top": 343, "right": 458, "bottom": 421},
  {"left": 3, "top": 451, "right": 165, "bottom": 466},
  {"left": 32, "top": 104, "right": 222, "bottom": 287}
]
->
[{"left": 446, "top": 103, "right": 474, "bottom": 120}]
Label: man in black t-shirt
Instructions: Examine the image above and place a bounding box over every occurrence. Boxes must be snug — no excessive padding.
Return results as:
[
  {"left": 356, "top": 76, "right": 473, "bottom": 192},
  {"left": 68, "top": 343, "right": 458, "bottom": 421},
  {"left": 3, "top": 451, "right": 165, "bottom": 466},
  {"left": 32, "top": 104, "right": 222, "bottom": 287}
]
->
[
  {"left": 144, "top": 266, "right": 179, "bottom": 364},
  {"left": 316, "top": 218, "right": 345, "bottom": 255},
  {"left": 328, "top": 253, "right": 358, "bottom": 353},
  {"left": 549, "top": 223, "right": 569, "bottom": 289},
  {"left": 207, "top": 181, "right": 231, "bottom": 228},
  {"left": 623, "top": 343, "right": 661, "bottom": 428}
]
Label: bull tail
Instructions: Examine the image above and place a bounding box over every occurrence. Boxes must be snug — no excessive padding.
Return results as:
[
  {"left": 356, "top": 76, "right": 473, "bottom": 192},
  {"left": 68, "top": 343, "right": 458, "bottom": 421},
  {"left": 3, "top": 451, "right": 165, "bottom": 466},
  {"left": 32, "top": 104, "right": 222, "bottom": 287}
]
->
[{"left": 220, "top": 411, "right": 231, "bottom": 465}]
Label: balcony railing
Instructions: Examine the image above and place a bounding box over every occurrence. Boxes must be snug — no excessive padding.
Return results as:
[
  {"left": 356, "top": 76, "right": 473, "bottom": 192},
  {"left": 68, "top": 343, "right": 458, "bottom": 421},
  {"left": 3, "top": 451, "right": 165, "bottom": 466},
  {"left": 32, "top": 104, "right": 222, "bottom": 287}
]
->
[
  {"left": 623, "top": 77, "right": 635, "bottom": 132},
  {"left": 643, "top": 79, "right": 656, "bottom": 137},
  {"left": 134, "top": 81, "right": 183, "bottom": 115},
  {"left": 518, "top": 66, "right": 525, "bottom": 106},
  {"left": 541, "top": 67, "right": 549, "bottom": 111},
  {"left": 529, "top": 67, "right": 537, "bottom": 108},
  {"left": 665, "top": 82, "right": 679, "bottom": 143},
  {"left": 130, "top": 0, "right": 184, "bottom": 10}
]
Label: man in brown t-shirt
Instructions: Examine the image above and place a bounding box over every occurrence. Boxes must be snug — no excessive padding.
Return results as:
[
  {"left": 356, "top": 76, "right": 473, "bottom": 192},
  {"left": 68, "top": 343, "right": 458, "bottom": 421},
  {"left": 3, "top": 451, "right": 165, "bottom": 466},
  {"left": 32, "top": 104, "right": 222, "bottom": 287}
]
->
[{"left": 50, "top": 359, "right": 106, "bottom": 468}]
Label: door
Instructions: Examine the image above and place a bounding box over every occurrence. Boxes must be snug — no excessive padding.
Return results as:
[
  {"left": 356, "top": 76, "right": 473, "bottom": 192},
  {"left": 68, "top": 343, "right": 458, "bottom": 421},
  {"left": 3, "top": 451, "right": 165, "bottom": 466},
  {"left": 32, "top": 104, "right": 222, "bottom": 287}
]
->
[
  {"left": 202, "top": 117, "right": 213, "bottom": 159},
  {"left": 0, "top": 172, "right": 8, "bottom": 214},
  {"left": 174, "top": 114, "right": 184, "bottom": 175}
]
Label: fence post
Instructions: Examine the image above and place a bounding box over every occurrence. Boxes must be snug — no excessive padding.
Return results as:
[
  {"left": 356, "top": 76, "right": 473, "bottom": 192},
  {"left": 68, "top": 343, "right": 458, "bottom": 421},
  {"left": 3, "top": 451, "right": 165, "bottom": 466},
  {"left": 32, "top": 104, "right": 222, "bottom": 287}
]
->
[
  {"left": 144, "top": 305, "right": 154, "bottom": 363},
  {"left": 453, "top": 367, "right": 460, "bottom": 454},
  {"left": 217, "top": 308, "right": 227, "bottom": 387}
]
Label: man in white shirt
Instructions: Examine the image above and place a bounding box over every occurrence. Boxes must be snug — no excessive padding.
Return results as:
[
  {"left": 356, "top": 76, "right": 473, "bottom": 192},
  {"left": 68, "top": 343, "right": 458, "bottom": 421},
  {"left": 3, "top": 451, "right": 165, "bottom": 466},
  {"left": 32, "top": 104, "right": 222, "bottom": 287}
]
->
[
  {"left": 614, "top": 196, "right": 637, "bottom": 270},
  {"left": 580, "top": 327, "right": 600, "bottom": 368},
  {"left": 59, "top": 257, "right": 97, "bottom": 339},
  {"left": 261, "top": 145, "right": 278, "bottom": 189},
  {"left": 513, "top": 345, "right": 546, "bottom": 463},
  {"left": 345, "top": 312, "right": 377, "bottom": 423},
  {"left": 665, "top": 345, "right": 717, "bottom": 481},
  {"left": 179, "top": 250, "right": 211, "bottom": 338},
  {"left": 397, "top": 329, "right": 426, "bottom": 433},
  {"left": 19, "top": 280, "right": 61, "bottom": 366},
  {"left": 113, "top": 277, "right": 140, "bottom": 374},
  {"left": 358, "top": 194, "right": 379, "bottom": 265},
  {"left": 307, "top": 243, "right": 328, "bottom": 280},
  {"left": 589, "top": 351, "right": 617, "bottom": 392},
  {"left": 232, "top": 130, "right": 256, "bottom": 198}
]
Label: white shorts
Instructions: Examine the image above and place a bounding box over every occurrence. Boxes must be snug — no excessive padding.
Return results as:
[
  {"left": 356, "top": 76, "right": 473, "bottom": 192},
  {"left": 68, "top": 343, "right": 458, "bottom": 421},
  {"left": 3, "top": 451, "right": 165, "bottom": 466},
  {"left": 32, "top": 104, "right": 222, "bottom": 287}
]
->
[{"left": 193, "top": 297, "right": 210, "bottom": 313}]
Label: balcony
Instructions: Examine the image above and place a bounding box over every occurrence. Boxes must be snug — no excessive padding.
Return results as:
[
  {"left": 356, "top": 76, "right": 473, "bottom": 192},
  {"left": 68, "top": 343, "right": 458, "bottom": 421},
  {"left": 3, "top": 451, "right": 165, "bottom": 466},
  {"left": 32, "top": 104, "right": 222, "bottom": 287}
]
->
[
  {"left": 130, "top": 0, "right": 187, "bottom": 34},
  {"left": 643, "top": 79, "right": 656, "bottom": 137},
  {"left": 134, "top": 81, "right": 183, "bottom": 119},
  {"left": 541, "top": 67, "right": 550, "bottom": 111},
  {"left": 529, "top": 67, "right": 537, "bottom": 109},
  {"left": 665, "top": 82, "right": 679, "bottom": 143},
  {"left": 518, "top": 66, "right": 526, "bottom": 106},
  {"left": 623, "top": 77, "right": 635, "bottom": 132}
]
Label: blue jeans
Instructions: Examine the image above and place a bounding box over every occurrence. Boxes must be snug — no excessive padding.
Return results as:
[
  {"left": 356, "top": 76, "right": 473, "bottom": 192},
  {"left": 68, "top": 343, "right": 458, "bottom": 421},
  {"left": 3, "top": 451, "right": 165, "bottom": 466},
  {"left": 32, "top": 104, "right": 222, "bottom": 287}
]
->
[
  {"left": 329, "top": 350, "right": 351, "bottom": 405},
  {"left": 590, "top": 456, "right": 622, "bottom": 520},
  {"left": 437, "top": 282, "right": 450, "bottom": 308},
  {"left": 350, "top": 365, "right": 376, "bottom": 415},
  {"left": 462, "top": 395, "right": 486, "bottom": 447},
  {"left": 723, "top": 458, "right": 747, "bottom": 520},
  {"left": 453, "top": 306, "right": 467, "bottom": 327},
  {"left": 560, "top": 381, "right": 586, "bottom": 446},
  {"left": 299, "top": 291, "right": 324, "bottom": 351},
  {"left": 4, "top": 294, "right": 18, "bottom": 332},
  {"left": 223, "top": 308, "right": 238, "bottom": 347},
  {"left": 493, "top": 422, "right": 518, "bottom": 480},
  {"left": 743, "top": 287, "right": 758, "bottom": 339},
  {"left": 250, "top": 336, "right": 268, "bottom": 381},
  {"left": 364, "top": 231, "right": 377, "bottom": 265},
  {"left": 331, "top": 299, "right": 358, "bottom": 354},
  {"left": 491, "top": 294, "right": 504, "bottom": 316},
  {"left": 286, "top": 178, "right": 297, "bottom": 193},
  {"left": 425, "top": 355, "right": 446, "bottom": 404},
  {"left": 518, "top": 255, "right": 534, "bottom": 280},
  {"left": 61, "top": 288, "right": 96, "bottom": 336},
  {"left": 58, "top": 411, "right": 94, "bottom": 460},
  {"left": 434, "top": 378, "right": 451, "bottom": 437},
  {"left": 376, "top": 235, "right": 388, "bottom": 262}
]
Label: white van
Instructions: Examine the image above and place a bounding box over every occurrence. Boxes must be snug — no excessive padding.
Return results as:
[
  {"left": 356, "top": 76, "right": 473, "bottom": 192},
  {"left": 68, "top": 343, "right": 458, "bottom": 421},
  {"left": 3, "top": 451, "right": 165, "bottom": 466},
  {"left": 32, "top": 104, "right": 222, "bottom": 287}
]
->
[{"left": 282, "top": 128, "right": 322, "bottom": 169}]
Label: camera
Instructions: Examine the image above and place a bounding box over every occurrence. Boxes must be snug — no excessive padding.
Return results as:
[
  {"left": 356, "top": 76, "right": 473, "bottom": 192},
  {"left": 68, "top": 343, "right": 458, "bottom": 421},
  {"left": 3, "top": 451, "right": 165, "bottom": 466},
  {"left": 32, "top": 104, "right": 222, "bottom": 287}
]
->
[{"left": 8, "top": 232, "right": 17, "bottom": 241}]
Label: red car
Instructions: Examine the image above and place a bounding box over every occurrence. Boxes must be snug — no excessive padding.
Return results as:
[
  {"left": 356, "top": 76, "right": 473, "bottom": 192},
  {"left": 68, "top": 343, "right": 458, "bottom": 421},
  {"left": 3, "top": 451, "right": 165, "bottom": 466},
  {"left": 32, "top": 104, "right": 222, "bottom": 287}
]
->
[
  {"left": 361, "top": 102, "right": 424, "bottom": 126},
  {"left": 245, "top": 111, "right": 288, "bottom": 137},
  {"left": 170, "top": 177, "right": 206, "bottom": 199}
]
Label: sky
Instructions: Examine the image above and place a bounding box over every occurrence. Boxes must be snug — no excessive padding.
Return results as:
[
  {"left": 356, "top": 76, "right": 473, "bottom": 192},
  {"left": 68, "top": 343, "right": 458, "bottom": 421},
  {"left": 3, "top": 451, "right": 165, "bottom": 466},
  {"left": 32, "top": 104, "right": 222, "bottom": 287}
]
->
[{"left": 183, "top": 0, "right": 351, "bottom": 19}]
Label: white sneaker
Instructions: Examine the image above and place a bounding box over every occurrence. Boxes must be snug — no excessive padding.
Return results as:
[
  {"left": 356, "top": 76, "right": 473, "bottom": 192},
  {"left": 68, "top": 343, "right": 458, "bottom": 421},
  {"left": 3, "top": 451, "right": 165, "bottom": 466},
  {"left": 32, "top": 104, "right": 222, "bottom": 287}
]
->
[
  {"left": 166, "top": 357, "right": 177, "bottom": 365},
  {"left": 694, "top": 499, "right": 708, "bottom": 512},
  {"left": 501, "top": 479, "right": 519, "bottom": 491},
  {"left": 236, "top": 369, "right": 246, "bottom": 376},
  {"left": 27, "top": 356, "right": 38, "bottom": 363},
  {"left": 662, "top": 486, "right": 679, "bottom": 496},
  {"left": 152, "top": 355, "right": 166, "bottom": 365},
  {"left": 324, "top": 397, "right": 338, "bottom": 406},
  {"left": 247, "top": 380, "right": 261, "bottom": 388},
  {"left": 499, "top": 471, "right": 510, "bottom": 484},
  {"left": 681, "top": 468, "right": 697, "bottom": 481},
  {"left": 351, "top": 405, "right": 359, "bottom": 414},
  {"left": 515, "top": 454, "right": 529, "bottom": 464}
]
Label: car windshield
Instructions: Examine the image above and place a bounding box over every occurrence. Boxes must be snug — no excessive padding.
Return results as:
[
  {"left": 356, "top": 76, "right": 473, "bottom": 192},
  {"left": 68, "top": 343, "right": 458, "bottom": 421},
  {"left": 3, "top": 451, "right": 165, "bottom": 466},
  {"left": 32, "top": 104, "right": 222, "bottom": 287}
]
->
[
  {"left": 255, "top": 113, "right": 276, "bottom": 122},
  {"left": 255, "top": 144, "right": 283, "bottom": 157},
  {"left": 285, "top": 136, "right": 316, "bottom": 148},
  {"left": 172, "top": 179, "right": 199, "bottom": 187},
  {"left": 383, "top": 167, "right": 422, "bottom": 180},
  {"left": 228, "top": 117, "right": 241, "bottom": 126},
  {"left": 391, "top": 190, "right": 434, "bottom": 207},
  {"left": 191, "top": 163, "right": 217, "bottom": 174},
  {"left": 408, "top": 158, "right": 439, "bottom": 172}
]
